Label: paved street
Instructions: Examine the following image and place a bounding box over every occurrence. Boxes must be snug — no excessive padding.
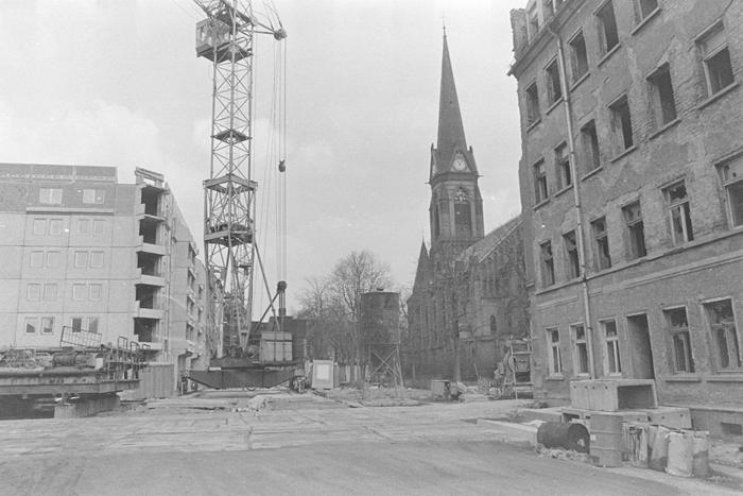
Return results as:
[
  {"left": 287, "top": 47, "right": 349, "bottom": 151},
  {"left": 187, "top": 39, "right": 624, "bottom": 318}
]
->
[{"left": 0, "top": 391, "right": 739, "bottom": 495}]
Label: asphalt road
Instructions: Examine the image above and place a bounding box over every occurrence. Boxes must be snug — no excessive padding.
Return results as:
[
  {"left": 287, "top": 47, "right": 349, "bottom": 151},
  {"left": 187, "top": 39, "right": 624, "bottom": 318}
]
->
[{"left": 0, "top": 392, "right": 737, "bottom": 496}]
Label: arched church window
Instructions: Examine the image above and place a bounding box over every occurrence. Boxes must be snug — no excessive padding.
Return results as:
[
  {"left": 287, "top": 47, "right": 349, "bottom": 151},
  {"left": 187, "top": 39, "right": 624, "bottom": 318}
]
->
[{"left": 454, "top": 188, "right": 472, "bottom": 237}]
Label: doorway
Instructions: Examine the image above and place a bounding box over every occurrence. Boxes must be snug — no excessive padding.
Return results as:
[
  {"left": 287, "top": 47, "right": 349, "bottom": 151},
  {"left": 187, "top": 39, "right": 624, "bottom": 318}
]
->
[{"left": 627, "top": 314, "right": 655, "bottom": 379}]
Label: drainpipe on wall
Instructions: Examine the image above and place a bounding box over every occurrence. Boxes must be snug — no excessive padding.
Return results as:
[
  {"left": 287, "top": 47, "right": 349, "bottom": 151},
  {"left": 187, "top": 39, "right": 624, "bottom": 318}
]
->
[{"left": 548, "top": 23, "right": 596, "bottom": 379}]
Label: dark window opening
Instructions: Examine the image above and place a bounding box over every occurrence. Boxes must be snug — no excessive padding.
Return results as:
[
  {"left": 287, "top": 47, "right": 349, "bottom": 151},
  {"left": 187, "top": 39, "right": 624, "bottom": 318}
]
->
[
  {"left": 564, "top": 230, "right": 580, "bottom": 279},
  {"left": 623, "top": 202, "right": 647, "bottom": 259},
  {"left": 534, "top": 161, "right": 548, "bottom": 203},
  {"left": 569, "top": 32, "right": 589, "bottom": 82},
  {"left": 546, "top": 60, "right": 562, "bottom": 105},
  {"left": 649, "top": 64, "right": 677, "bottom": 126},
  {"left": 610, "top": 96, "right": 634, "bottom": 152},
  {"left": 581, "top": 120, "right": 601, "bottom": 173},
  {"left": 526, "top": 83, "right": 541, "bottom": 125},
  {"left": 597, "top": 1, "right": 619, "bottom": 55},
  {"left": 555, "top": 143, "right": 571, "bottom": 189},
  {"left": 540, "top": 241, "right": 555, "bottom": 287},
  {"left": 592, "top": 217, "right": 612, "bottom": 270}
]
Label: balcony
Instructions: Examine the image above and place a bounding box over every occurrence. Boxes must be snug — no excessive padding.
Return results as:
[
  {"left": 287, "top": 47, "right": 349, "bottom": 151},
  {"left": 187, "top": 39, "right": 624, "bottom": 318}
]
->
[
  {"left": 137, "top": 236, "right": 167, "bottom": 256},
  {"left": 135, "top": 303, "right": 163, "bottom": 320},
  {"left": 136, "top": 269, "right": 165, "bottom": 287}
]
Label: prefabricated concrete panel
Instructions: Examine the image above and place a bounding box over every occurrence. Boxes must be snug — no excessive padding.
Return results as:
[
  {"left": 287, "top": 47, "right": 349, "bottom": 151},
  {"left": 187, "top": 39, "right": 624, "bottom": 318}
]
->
[{"left": 312, "top": 360, "right": 334, "bottom": 390}]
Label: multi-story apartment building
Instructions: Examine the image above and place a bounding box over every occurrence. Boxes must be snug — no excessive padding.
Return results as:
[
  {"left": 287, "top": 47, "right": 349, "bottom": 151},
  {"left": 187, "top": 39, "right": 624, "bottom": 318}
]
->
[
  {"left": 511, "top": 0, "right": 743, "bottom": 435},
  {"left": 0, "top": 164, "right": 216, "bottom": 393}
]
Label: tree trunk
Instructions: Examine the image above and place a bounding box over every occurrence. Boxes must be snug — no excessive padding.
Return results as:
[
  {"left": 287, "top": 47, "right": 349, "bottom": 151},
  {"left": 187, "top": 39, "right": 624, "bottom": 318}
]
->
[{"left": 453, "top": 333, "right": 462, "bottom": 382}]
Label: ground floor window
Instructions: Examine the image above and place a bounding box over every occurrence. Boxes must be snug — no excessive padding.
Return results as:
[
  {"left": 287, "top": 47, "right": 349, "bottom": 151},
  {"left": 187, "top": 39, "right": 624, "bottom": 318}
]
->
[
  {"left": 546, "top": 327, "right": 562, "bottom": 376},
  {"left": 705, "top": 299, "right": 741, "bottom": 371},
  {"left": 664, "top": 307, "right": 694, "bottom": 373},
  {"left": 602, "top": 320, "right": 622, "bottom": 375},
  {"left": 571, "top": 324, "right": 589, "bottom": 375}
]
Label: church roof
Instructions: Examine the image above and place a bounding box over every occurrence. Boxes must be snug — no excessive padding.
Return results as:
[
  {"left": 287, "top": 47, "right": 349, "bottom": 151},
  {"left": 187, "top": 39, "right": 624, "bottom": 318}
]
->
[
  {"left": 433, "top": 34, "right": 468, "bottom": 175},
  {"left": 458, "top": 215, "right": 522, "bottom": 265},
  {"left": 412, "top": 240, "right": 433, "bottom": 292}
]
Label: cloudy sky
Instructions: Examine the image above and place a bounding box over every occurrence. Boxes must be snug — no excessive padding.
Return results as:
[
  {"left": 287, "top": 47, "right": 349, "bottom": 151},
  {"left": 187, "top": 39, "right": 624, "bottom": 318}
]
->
[{"left": 0, "top": 0, "right": 525, "bottom": 313}]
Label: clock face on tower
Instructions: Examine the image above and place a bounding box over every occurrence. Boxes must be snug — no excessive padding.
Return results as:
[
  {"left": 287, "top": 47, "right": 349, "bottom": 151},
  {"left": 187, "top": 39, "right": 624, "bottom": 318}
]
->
[{"left": 452, "top": 154, "right": 467, "bottom": 171}]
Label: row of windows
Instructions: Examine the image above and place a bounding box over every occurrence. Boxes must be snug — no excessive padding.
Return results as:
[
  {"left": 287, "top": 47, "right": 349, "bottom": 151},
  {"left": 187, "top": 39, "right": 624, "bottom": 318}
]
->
[
  {"left": 28, "top": 249, "right": 106, "bottom": 269},
  {"left": 31, "top": 217, "right": 107, "bottom": 237},
  {"left": 538, "top": 154, "right": 743, "bottom": 288},
  {"left": 545, "top": 298, "right": 740, "bottom": 377},
  {"left": 38, "top": 187, "right": 105, "bottom": 205},
  {"left": 26, "top": 282, "right": 106, "bottom": 303},
  {"left": 24, "top": 316, "right": 100, "bottom": 335}
]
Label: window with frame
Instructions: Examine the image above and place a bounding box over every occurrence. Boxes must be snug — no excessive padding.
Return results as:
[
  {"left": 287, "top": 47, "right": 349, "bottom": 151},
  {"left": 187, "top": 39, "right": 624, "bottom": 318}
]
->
[
  {"left": 717, "top": 159, "right": 743, "bottom": 227},
  {"left": 93, "top": 219, "right": 106, "bottom": 235},
  {"left": 663, "top": 181, "right": 693, "bottom": 244},
  {"left": 610, "top": 95, "right": 634, "bottom": 153},
  {"left": 540, "top": 241, "right": 555, "bottom": 287},
  {"left": 597, "top": 1, "right": 619, "bottom": 56},
  {"left": 43, "top": 283, "right": 57, "bottom": 301},
  {"left": 71, "top": 317, "right": 83, "bottom": 333},
  {"left": 30, "top": 251, "right": 44, "bottom": 268},
  {"left": 74, "top": 251, "right": 88, "bottom": 269},
  {"left": 25, "top": 317, "right": 38, "bottom": 334},
  {"left": 634, "top": 0, "right": 658, "bottom": 23},
  {"left": 526, "top": 82, "right": 541, "bottom": 126},
  {"left": 39, "top": 188, "right": 62, "bottom": 205},
  {"left": 648, "top": 64, "right": 677, "bottom": 127},
  {"left": 72, "top": 283, "right": 86, "bottom": 301},
  {"left": 534, "top": 160, "right": 548, "bottom": 203},
  {"left": 82, "top": 189, "right": 105, "bottom": 204},
  {"left": 547, "top": 327, "right": 563, "bottom": 375},
  {"left": 41, "top": 317, "right": 54, "bottom": 335},
  {"left": 623, "top": 201, "right": 647, "bottom": 259},
  {"left": 569, "top": 32, "right": 589, "bottom": 83},
  {"left": 27, "top": 283, "right": 41, "bottom": 301},
  {"left": 591, "top": 217, "right": 612, "bottom": 270},
  {"left": 603, "top": 320, "right": 622, "bottom": 374},
  {"left": 546, "top": 59, "right": 562, "bottom": 105},
  {"left": 48, "top": 219, "right": 64, "bottom": 236},
  {"left": 90, "top": 251, "right": 104, "bottom": 269},
  {"left": 32, "top": 218, "right": 46, "bottom": 236},
  {"left": 705, "top": 299, "right": 741, "bottom": 371},
  {"left": 563, "top": 230, "right": 580, "bottom": 279},
  {"left": 555, "top": 143, "right": 572, "bottom": 190},
  {"left": 78, "top": 219, "right": 91, "bottom": 234},
  {"left": 89, "top": 283, "right": 103, "bottom": 301},
  {"left": 581, "top": 120, "right": 601, "bottom": 173},
  {"left": 46, "top": 251, "right": 61, "bottom": 268},
  {"left": 454, "top": 189, "right": 472, "bottom": 237},
  {"left": 698, "top": 23, "right": 735, "bottom": 97},
  {"left": 664, "top": 307, "right": 694, "bottom": 373},
  {"left": 571, "top": 324, "right": 589, "bottom": 375}
]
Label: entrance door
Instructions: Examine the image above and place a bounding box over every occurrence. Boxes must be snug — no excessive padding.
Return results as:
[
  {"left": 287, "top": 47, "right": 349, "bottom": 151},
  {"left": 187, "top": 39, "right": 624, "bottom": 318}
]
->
[{"left": 627, "top": 314, "right": 655, "bottom": 379}]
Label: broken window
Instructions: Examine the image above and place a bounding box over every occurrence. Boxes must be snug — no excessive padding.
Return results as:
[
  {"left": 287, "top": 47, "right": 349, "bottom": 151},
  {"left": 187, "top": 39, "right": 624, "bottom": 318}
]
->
[
  {"left": 610, "top": 95, "right": 634, "bottom": 153},
  {"left": 718, "top": 159, "right": 743, "bottom": 227},
  {"left": 705, "top": 299, "right": 741, "bottom": 371},
  {"left": 569, "top": 32, "right": 589, "bottom": 83},
  {"left": 591, "top": 217, "right": 612, "bottom": 270},
  {"left": 526, "top": 82, "right": 541, "bottom": 126},
  {"left": 581, "top": 120, "right": 601, "bottom": 173},
  {"left": 572, "top": 324, "right": 589, "bottom": 375},
  {"left": 597, "top": 1, "right": 619, "bottom": 56},
  {"left": 649, "top": 64, "right": 677, "bottom": 127},
  {"left": 563, "top": 230, "right": 580, "bottom": 279},
  {"left": 540, "top": 241, "right": 555, "bottom": 287},
  {"left": 41, "top": 317, "right": 54, "bottom": 335},
  {"left": 547, "top": 327, "right": 562, "bottom": 375},
  {"left": 555, "top": 143, "right": 572, "bottom": 190},
  {"left": 534, "top": 160, "right": 548, "bottom": 204},
  {"left": 25, "top": 317, "right": 38, "bottom": 334},
  {"left": 623, "top": 202, "right": 647, "bottom": 259},
  {"left": 698, "top": 23, "right": 735, "bottom": 96},
  {"left": 634, "top": 0, "right": 658, "bottom": 23},
  {"left": 546, "top": 59, "right": 562, "bottom": 105},
  {"left": 603, "top": 320, "right": 622, "bottom": 375},
  {"left": 664, "top": 181, "right": 693, "bottom": 244},
  {"left": 39, "top": 187, "right": 62, "bottom": 205},
  {"left": 664, "top": 307, "right": 694, "bottom": 373}
]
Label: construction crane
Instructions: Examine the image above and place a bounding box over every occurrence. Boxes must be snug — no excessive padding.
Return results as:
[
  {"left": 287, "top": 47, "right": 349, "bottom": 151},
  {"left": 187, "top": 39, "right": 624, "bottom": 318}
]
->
[{"left": 193, "top": 0, "right": 287, "bottom": 358}]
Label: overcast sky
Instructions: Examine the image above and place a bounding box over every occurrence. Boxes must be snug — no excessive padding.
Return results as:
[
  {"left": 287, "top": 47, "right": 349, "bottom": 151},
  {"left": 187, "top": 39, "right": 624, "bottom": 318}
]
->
[{"left": 0, "top": 0, "right": 525, "bottom": 314}]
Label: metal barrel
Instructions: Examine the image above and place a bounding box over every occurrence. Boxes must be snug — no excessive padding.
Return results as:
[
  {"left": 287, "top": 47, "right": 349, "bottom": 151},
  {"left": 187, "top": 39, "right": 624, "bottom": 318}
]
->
[{"left": 537, "top": 421, "right": 590, "bottom": 452}]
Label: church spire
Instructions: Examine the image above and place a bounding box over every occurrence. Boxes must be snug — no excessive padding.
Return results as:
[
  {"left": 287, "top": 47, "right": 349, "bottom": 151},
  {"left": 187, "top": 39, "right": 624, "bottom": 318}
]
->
[{"left": 435, "top": 32, "right": 468, "bottom": 173}]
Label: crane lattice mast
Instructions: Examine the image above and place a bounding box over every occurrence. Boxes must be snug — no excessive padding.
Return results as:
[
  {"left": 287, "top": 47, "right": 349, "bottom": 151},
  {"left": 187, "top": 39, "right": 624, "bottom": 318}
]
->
[{"left": 194, "top": 0, "right": 286, "bottom": 355}]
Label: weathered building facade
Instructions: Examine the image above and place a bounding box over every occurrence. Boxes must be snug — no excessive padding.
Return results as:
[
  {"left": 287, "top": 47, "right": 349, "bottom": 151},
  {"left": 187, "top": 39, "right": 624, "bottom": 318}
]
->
[
  {"left": 511, "top": 0, "right": 743, "bottom": 434},
  {"left": 406, "top": 35, "right": 529, "bottom": 383},
  {"left": 0, "top": 164, "right": 217, "bottom": 392}
]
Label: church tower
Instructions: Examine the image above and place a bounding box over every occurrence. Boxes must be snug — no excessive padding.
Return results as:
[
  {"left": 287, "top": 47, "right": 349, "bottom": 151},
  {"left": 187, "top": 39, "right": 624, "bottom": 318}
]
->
[{"left": 429, "top": 32, "right": 484, "bottom": 268}]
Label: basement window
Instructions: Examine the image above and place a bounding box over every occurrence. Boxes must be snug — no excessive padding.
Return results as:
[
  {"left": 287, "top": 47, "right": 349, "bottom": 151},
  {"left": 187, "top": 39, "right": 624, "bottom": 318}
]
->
[
  {"left": 648, "top": 64, "right": 677, "bottom": 127},
  {"left": 663, "top": 181, "right": 693, "bottom": 244},
  {"left": 664, "top": 307, "right": 694, "bottom": 373},
  {"left": 597, "top": 1, "right": 619, "bottom": 56},
  {"left": 698, "top": 23, "right": 735, "bottom": 97},
  {"left": 705, "top": 299, "right": 741, "bottom": 371}
]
